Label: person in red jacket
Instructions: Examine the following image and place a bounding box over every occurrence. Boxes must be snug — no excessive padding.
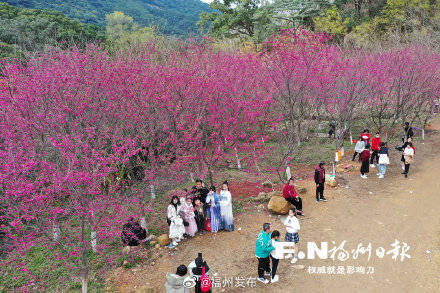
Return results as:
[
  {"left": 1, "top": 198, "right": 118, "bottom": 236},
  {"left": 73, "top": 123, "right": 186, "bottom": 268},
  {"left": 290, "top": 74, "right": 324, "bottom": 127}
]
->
[
  {"left": 370, "top": 132, "right": 381, "bottom": 167},
  {"left": 360, "top": 144, "right": 371, "bottom": 179},
  {"left": 360, "top": 129, "right": 371, "bottom": 145},
  {"left": 283, "top": 178, "right": 304, "bottom": 216}
]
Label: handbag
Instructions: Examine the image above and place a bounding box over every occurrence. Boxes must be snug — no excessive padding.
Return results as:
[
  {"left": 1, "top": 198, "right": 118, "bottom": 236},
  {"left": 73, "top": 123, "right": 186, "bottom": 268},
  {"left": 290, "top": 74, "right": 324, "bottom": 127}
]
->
[
  {"left": 378, "top": 154, "right": 390, "bottom": 165},
  {"left": 205, "top": 217, "right": 211, "bottom": 232}
]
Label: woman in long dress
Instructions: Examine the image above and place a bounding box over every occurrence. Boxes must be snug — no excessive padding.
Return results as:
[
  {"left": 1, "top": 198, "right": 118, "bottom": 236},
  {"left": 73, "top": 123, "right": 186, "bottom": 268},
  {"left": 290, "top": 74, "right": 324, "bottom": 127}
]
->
[
  {"left": 167, "top": 195, "right": 185, "bottom": 248},
  {"left": 219, "top": 181, "right": 234, "bottom": 231},
  {"left": 182, "top": 197, "right": 198, "bottom": 237},
  {"left": 205, "top": 186, "right": 221, "bottom": 233}
]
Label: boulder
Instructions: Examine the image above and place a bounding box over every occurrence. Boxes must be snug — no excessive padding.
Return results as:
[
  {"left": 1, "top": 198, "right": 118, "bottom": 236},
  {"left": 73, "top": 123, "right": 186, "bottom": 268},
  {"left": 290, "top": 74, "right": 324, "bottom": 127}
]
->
[
  {"left": 267, "top": 196, "right": 291, "bottom": 215},
  {"left": 262, "top": 181, "right": 273, "bottom": 188},
  {"left": 268, "top": 191, "right": 283, "bottom": 198},
  {"left": 157, "top": 234, "right": 171, "bottom": 246}
]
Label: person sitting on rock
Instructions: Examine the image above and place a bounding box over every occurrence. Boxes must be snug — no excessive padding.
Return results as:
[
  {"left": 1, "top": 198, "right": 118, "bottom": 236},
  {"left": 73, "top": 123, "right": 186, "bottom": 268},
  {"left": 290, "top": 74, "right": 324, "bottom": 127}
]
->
[
  {"left": 121, "top": 217, "right": 147, "bottom": 249},
  {"left": 282, "top": 177, "right": 304, "bottom": 216},
  {"left": 165, "top": 264, "right": 190, "bottom": 293}
]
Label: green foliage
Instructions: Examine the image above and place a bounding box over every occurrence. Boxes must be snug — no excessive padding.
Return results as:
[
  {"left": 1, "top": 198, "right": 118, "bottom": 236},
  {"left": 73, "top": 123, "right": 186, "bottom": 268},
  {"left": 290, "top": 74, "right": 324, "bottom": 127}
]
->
[
  {"left": 105, "top": 11, "right": 157, "bottom": 51},
  {"left": 314, "top": 6, "right": 349, "bottom": 41},
  {"left": 3, "top": 0, "right": 212, "bottom": 37},
  {"left": 0, "top": 2, "right": 105, "bottom": 55}
]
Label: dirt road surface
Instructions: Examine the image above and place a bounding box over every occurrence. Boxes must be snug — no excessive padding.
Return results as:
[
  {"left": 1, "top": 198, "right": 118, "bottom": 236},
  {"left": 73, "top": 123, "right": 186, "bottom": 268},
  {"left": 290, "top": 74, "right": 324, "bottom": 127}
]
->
[{"left": 111, "top": 120, "right": 440, "bottom": 293}]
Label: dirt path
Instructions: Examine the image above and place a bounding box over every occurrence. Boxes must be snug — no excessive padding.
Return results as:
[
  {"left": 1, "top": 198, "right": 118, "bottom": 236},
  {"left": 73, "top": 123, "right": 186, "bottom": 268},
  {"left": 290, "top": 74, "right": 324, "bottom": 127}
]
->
[{"left": 111, "top": 120, "right": 440, "bottom": 293}]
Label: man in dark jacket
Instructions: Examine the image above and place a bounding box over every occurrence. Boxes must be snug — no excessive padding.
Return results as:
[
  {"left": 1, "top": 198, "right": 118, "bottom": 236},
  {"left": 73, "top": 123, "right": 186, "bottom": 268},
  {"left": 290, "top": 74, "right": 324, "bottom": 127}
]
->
[
  {"left": 191, "top": 179, "right": 209, "bottom": 204},
  {"left": 314, "top": 162, "right": 327, "bottom": 202}
]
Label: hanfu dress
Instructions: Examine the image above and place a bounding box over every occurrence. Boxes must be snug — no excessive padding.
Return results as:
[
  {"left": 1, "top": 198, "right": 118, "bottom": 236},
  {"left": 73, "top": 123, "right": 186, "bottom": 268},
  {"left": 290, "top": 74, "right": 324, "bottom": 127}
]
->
[
  {"left": 205, "top": 192, "right": 221, "bottom": 233},
  {"left": 219, "top": 190, "right": 234, "bottom": 231},
  {"left": 182, "top": 201, "right": 198, "bottom": 237},
  {"left": 167, "top": 204, "right": 185, "bottom": 240}
]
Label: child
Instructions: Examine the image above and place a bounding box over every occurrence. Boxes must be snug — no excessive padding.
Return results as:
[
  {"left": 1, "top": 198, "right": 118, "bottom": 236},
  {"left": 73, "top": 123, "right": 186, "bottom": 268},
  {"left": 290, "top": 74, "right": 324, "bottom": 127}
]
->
[
  {"left": 193, "top": 198, "right": 206, "bottom": 235},
  {"left": 283, "top": 208, "right": 300, "bottom": 264},
  {"left": 205, "top": 186, "right": 221, "bottom": 233},
  {"left": 352, "top": 137, "right": 365, "bottom": 161},
  {"left": 360, "top": 144, "right": 371, "bottom": 179},
  {"left": 377, "top": 142, "right": 389, "bottom": 178},
  {"left": 269, "top": 230, "right": 281, "bottom": 283},
  {"left": 182, "top": 197, "right": 198, "bottom": 237}
]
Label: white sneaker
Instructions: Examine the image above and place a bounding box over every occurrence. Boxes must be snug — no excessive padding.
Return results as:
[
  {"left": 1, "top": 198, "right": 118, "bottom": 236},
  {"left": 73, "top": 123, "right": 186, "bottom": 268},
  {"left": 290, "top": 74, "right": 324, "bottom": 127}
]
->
[
  {"left": 175, "top": 238, "right": 181, "bottom": 243},
  {"left": 378, "top": 175, "right": 384, "bottom": 179},
  {"left": 257, "top": 277, "right": 269, "bottom": 284},
  {"left": 291, "top": 257, "right": 298, "bottom": 264},
  {"left": 370, "top": 164, "right": 375, "bottom": 168},
  {"left": 271, "top": 275, "right": 279, "bottom": 283},
  {"left": 285, "top": 253, "right": 293, "bottom": 259},
  {"left": 376, "top": 173, "right": 380, "bottom": 176}
]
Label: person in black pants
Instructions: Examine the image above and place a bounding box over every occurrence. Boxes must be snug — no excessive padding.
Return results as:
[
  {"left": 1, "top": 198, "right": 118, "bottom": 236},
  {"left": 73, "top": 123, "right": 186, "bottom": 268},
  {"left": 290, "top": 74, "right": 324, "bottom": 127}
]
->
[
  {"left": 314, "top": 162, "right": 327, "bottom": 202},
  {"left": 269, "top": 230, "right": 281, "bottom": 283}
]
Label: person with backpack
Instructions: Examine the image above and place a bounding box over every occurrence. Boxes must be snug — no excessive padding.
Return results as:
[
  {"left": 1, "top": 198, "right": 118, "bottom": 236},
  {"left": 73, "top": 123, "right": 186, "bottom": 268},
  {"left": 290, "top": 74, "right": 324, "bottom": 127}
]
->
[
  {"left": 360, "top": 144, "right": 371, "bottom": 179},
  {"left": 188, "top": 253, "right": 211, "bottom": 293},
  {"left": 165, "top": 265, "right": 190, "bottom": 293}
]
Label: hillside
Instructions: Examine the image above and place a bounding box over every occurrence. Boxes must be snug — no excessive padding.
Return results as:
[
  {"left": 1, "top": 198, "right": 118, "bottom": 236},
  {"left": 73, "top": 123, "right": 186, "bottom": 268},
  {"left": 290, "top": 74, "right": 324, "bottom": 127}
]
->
[
  {"left": 0, "top": 2, "right": 105, "bottom": 57},
  {"left": 3, "top": 0, "right": 211, "bottom": 36}
]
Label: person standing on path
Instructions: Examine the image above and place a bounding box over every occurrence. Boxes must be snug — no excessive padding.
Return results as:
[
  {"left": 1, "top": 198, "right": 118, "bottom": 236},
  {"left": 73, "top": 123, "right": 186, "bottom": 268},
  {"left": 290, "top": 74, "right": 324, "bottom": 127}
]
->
[
  {"left": 377, "top": 142, "right": 390, "bottom": 179},
  {"left": 283, "top": 178, "right": 304, "bottom": 216},
  {"left": 255, "top": 223, "right": 274, "bottom": 284},
  {"left": 402, "top": 142, "right": 415, "bottom": 178},
  {"left": 314, "top": 162, "right": 327, "bottom": 202},
  {"left": 283, "top": 208, "right": 301, "bottom": 264},
  {"left": 360, "top": 144, "right": 371, "bottom": 179},
  {"left": 370, "top": 132, "right": 381, "bottom": 167},
  {"left": 352, "top": 137, "right": 365, "bottom": 161},
  {"left": 269, "top": 230, "right": 281, "bottom": 283}
]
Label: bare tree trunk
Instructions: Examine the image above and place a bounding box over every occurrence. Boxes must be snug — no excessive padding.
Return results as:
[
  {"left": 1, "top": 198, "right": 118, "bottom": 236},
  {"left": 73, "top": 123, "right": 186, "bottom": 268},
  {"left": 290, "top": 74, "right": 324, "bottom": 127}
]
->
[{"left": 81, "top": 268, "right": 88, "bottom": 293}]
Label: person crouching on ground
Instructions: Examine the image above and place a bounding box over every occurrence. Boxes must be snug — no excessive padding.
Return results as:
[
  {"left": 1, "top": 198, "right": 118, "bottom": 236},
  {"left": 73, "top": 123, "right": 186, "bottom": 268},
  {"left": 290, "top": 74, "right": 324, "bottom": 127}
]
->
[
  {"left": 255, "top": 223, "right": 274, "bottom": 284},
  {"left": 284, "top": 208, "right": 301, "bottom": 264},
  {"left": 165, "top": 265, "right": 190, "bottom": 293},
  {"left": 360, "top": 144, "right": 371, "bottom": 179},
  {"left": 283, "top": 177, "right": 304, "bottom": 216},
  {"left": 314, "top": 162, "right": 327, "bottom": 202}
]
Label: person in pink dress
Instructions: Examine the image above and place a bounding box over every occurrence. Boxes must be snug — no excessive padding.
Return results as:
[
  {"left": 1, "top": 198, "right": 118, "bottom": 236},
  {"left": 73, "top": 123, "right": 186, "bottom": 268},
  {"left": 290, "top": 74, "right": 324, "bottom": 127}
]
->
[{"left": 182, "top": 197, "right": 198, "bottom": 237}]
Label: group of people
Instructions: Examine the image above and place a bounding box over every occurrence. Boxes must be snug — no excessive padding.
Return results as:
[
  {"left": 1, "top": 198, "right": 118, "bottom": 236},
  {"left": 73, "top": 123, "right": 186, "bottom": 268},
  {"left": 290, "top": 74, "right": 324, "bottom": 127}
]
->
[
  {"left": 352, "top": 122, "right": 415, "bottom": 179},
  {"left": 255, "top": 208, "right": 301, "bottom": 284},
  {"left": 167, "top": 179, "right": 235, "bottom": 249}
]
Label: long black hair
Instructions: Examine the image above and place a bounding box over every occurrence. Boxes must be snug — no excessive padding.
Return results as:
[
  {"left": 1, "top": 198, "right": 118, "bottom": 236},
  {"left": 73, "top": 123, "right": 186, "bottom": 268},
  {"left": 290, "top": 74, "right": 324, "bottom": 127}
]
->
[
  {"left": 222, "top": 180, "right": 229, "bottom": 191},
  {"left": 170, "top": 195, "right": 180, "bottom": 209}
]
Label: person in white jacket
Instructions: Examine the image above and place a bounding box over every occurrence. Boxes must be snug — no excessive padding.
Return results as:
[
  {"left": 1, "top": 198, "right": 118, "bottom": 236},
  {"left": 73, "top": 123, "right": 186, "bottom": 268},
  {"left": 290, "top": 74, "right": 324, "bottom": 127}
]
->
[
  {"left": 352, "top": 137, "right": 365, "bottom": 161},
  {"left": 167, "top": 196, "right": 186, "bottom": 249},
  {"left": 283, "top": 208, "right": 301, "bottom": 264},
  {"left": 402, "top": 142, "right": 415, "bottom": 178}
]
